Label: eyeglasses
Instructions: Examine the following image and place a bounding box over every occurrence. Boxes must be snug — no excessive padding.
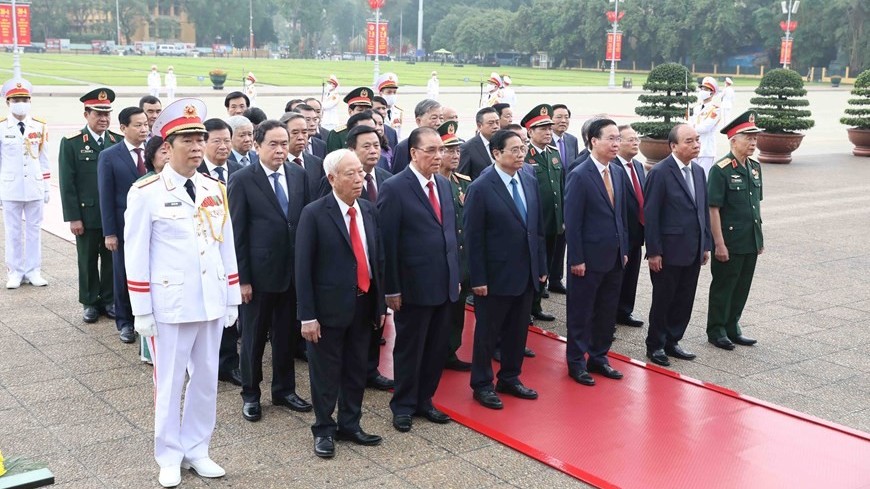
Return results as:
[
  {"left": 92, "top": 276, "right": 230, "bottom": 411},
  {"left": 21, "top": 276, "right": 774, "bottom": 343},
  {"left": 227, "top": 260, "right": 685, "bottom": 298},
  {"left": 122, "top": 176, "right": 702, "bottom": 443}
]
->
[
  {"left": 500, "top": 145, "right": 528, "bottom": 156},
  {"left": 595, "top": 136, "right": 622, "bottom": 143},
  {"left": 414, "top": 146, "right": 447, "bottom": 155},
  {"left": 623, "top": 137, "right": 640, "bottom": 143}
]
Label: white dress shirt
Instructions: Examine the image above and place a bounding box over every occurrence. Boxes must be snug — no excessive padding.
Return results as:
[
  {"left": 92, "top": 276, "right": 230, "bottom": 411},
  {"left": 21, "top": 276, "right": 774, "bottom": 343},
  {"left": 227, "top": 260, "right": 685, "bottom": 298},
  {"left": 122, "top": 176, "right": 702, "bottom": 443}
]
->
[
  {"left": 124, "top": 139, "right": 145, "bottom": 170},
  {"left": 409, "top": 163, "right": 440, "bottom": 206},
  {"left": 493, "top": 164, "right": 526, "bottom": 209},
  {"left": 260, "top": 162, "right": 287, "bottom": 197}
]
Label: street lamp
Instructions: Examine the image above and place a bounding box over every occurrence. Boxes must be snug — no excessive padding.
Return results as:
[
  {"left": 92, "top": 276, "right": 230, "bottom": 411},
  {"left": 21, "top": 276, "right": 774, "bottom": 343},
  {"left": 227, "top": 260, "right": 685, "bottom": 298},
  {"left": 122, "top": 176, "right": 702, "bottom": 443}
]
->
[
  {"left": 780, "top": 0, "right": 800, "bottom": 69},
  {"left": 607, "top": 0, "right": 625, "bottom": 89},
  {"left": 249, "top": 0, "right": 254, "bottom": 50},
  {"left": 116, "top": 0, "right": 122, "bottom": 46},
  {"left": 11, "top": 0, "right": 20, "bottom": 78}
]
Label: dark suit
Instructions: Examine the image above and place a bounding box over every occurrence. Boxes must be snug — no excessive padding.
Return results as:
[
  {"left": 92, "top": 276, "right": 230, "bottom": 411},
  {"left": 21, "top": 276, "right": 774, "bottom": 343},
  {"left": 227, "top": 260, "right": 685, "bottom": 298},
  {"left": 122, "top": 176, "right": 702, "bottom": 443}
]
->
[
  {"left": 308, "top": 137, "right": 327, "bottom": 159},
  {"left": 378, "top": 167, "right": 459, "bottom": 417},
  {"left": 198, "top": 159, "right": 242, "bottom": 378},
  {"left": 289, "top": 152, "right": 324, "bottom": 197},
  {"left": 567, "top": 148, "right": 590, "bottom": 173},
  {"left": 317, "top": 126, "right": 330, "bottom": 141},
  {"left": 228, "top": 162, "right": 310, "bottom": 403},
  {"left": 643, "top": 155, "right": 712, "bottom": 352},
  {"left": 550, "top": 133, "right": 580, "bottom": 284},
  {"left": 228, "top": 150, "right": 259, "bottom": 167},
  {"left": 564, "top": 157, "right": 629, "bottom": 371},
  {"left": 465, "top": 168, "right": 547, "bottom": 391},
  {"left": 318, "top": 166, "right": 391, "bottom": 201},
  {"left": 296, "top": 195, "right": 385, "bottom": 437},
  {"left": 389, "top": 138, "right": 411, "bottom": 175},
  {"left": 97, "top": 140, "right": 144, "bottom": 332},
  {"left": 457, "top": 134, "right": 492, "bottom": 180},
  {"left": 615, "top": 157, "right": 647, "bottom": 320},
  {"left": 384, "top": 125, "right": 398, "bottom": 150},
  {"left": 554, "top": 133, "right": 579, "bottom": 166}
]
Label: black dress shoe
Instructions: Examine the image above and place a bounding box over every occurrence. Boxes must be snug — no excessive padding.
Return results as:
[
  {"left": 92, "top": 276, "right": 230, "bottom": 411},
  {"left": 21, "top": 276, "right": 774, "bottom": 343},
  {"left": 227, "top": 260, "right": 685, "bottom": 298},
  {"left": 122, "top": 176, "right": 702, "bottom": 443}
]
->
[
  {"left": 730, "top": 335, "right": 757, "bottom": 346},
  {"left": 366, "top": 374, "right": 395, "bottom": 390},
  {"left": 417, "top": 407, "right": 451, "bottom": 424},
  {"left": 444, "top": 358, "right": 472, "bottom": 371},
  {"left": 647, "top": 349, "right": 671, "bottom": 366},
  {"left": 242, "top": 402, "right": 262, "bottom": 422},
  {"left": 103, "top": 304, "right": 116, "bottom": 319},
  {"left": 495, "top": 381, "right": 538, "bottom": 399},
  {"left": 523, "top": 347, "right": 536, "bottom": 358},
  {"left": 547, "top": 282, "right": 567, "bottom": 294},
  {"left": 665, "top": 344, "right": 697, "bottom": 360},
  {"left": 335, "top": 430, "right": 382, "bottom": 446},
  {"left": 273, "top": 393, "right": 313, "bottom": 412},
  {"left": 568, "top": 369, "right": 595, "bottom": 386},
  {"left": 588, "top": 363, "right": 624, "bottom": 379},
  {"left": 83, "top": 306, "right": 99, "bottom": 324},
  {"left": 709, "top": 337, "right": 736, "bottom": 350},
  {"left": 541, "top": 289, "right": 550, "bottom": 299},
  {"left": 492, "top": 349, "right": 502, "bottom": 363},
  {"left": 314, "top": 436, "right": 335, "bottom": 458},
  {"left": 473, "top": 389, "right": 503, "bottom": 409},
  {"left": 119, "top": 325, "right": 136, "bottom": 344},
  {"left": 218, "top": 368, "right": 243, "bottom": 386},
  {"left": 617, "top": 314, "right": 644, "bottom": 327},
  {"left": 532, "top": 311, "right": 556, "bottom": 322},
  {"left": 392, "top": 415, "right": 412, "bottom": 432}
]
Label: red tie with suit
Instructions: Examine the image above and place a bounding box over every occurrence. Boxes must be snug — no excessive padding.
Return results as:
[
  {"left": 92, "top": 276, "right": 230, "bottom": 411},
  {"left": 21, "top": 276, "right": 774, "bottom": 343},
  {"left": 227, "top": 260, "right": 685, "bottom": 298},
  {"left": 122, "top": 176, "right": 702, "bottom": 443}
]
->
[
  {"left": 427, "top": 181, "right": 442, "bottom": 224},
  {"left": 347, "top": 207, "right": 370, "bottom": 293},
  {"left": 625, "top": 160, "right": 644, "bottom": 225}
]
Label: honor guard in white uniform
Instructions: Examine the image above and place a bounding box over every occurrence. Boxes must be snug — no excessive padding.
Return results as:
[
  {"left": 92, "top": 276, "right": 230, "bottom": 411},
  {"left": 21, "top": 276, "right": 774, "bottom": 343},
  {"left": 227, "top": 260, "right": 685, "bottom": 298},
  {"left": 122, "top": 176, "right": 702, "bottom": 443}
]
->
[
  {"left": 1, "top": 78, "right": 50, "bottom": 289},
  {"left": 148, "top": 65, "right": 162, "bottom": 98},
  {"left": 244, "top": 72, "right": 257, "bottom": 107},
  {"left": 321, "top": 75, "right": 341, "bottom": 131},
  {"left": 124, "top": 98, "right": 241, "bottom": 488},
  {"left": 164, "top": 66, "right": 177, "bottom": 101},
  {"left": 690, "top": 76, "right": 722, "bottom": 174},
  {"left": 719, "top": 77, "right": 735, "bottom": 125},
  {"left": 484, "top": 72, "right": 503, "bottom": 108},
  {"left": 500, "top": 74, "right": 517, "bottom": 106},
  {"left": 427, "top": 71, "right": 440, "bottom": 100},
  {"left": 376, "top": 72, "right": 403, "bottom": 137}
]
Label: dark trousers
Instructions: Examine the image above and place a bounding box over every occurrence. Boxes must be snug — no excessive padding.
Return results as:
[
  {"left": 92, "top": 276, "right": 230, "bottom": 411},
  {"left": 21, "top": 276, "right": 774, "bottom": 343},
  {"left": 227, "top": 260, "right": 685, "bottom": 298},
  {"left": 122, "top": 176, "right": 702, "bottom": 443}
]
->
[
  {"left": 111, "top": 239, "right": 133, "bottom": 331},
  {"left": 617, "top": 242, "right": 643, "bottom": 318},
  {"left": 389, "top": 301, "right": 452, "bottom": 416},
  {"left": 566, "top": 257, "right": 623, "bottom": 371},
  {"left": 366, "top": 315, "right": 385, "bottom": 380},
  {"left": 76, "top": 228, "right": 113, "bottom": 307},
  {"left": 549, "top": 233, "right": 566, "bottom": 285},
  {"left": 646, "top": 258, "right": 701, "bottom": 351},
  {"left": 240, "top": 287, "right": 298, "bottom": 403},
  {"left": 308, "top": 293, "right": 373, "bottom": 437},
  {"left": 470, "top": 287, "right": 534, "bottom": 390},
  {"left": 533, "top": 232, "right": 560, "bottom": 313},
  {"left": 447, "top": 281, "right": 470, "bottom": 362},
  {"left": 218, "top": 320, "right": 240, "bottom": 376},
  {"left": 707, "top": 252, "right": 758, "bottom": 341}
]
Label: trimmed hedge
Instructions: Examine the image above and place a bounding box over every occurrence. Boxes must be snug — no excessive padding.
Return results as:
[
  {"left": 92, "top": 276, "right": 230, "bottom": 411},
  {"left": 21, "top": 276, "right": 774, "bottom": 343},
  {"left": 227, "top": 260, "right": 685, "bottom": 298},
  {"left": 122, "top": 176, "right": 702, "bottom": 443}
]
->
[
  {"left": 840, "top": 69, "right": 870, "bottom": 129},
  {"left": 632, "top": 63, "right": 694, "bottom": 140},
  {"left": 749, "top": 68, "right": 814, "bottom": 133}
]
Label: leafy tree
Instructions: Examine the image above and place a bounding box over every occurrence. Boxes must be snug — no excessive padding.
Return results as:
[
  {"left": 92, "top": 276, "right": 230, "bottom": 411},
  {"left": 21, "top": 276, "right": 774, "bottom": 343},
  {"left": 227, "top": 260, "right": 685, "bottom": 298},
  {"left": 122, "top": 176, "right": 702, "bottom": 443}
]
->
[
  {"left": 840, "top": 69, "right": 870, "bottom": 129},
  {"left": 749, "top": 68, "right": 814, "bottom": 133},
  {"left": 632, "top": 62, "right": 695, "bottom": 139}
]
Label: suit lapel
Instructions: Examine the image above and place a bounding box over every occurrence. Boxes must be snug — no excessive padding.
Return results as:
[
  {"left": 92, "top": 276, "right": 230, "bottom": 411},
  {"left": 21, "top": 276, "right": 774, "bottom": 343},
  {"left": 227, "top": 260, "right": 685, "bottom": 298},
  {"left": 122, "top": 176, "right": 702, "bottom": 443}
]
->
[
  {"left": 362, "top": 203, "right": 378, "bottom": 270},
  {"left": 491, "top": 171, "right": 525, "bottom": 226},
  {"left": 252, "top": 163, "right": 285, "bottom": 217},
  {"left": 404, "top": 169, "right": 440, "bottom": 224},
  {"left": 163, "top": 172, "right": 195, "bottom": 207},
  {"left": 120, "top": 144, "right": 139, "bottom": 180},
  {"left": 668, "top": 158, "right": 697, "bottom": 207},
  {"left": 476, "top": 136, "right": 491, "bottom": 164},
  {"left": 325, "top": 196, "right": 351, "bottom": 248},
  {"left": 587, "top": 162, "right": 614, "bottom": 210}
]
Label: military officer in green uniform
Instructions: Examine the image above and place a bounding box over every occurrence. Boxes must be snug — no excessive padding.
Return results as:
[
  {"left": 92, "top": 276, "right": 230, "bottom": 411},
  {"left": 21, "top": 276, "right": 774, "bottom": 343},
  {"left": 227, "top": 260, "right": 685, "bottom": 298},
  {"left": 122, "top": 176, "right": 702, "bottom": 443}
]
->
[
  {"left": 58, "top": 88, "right": 123, "bottom": 323},
  {"left": 522, "top": 104, "right": 562, "bottom": 323},
  {"left": 706, "top": 111, "right": 763, "bottom": 350},
  {"left": 437, "top": 120, "right": 473, "bottom": 371},
  {"left": 325, "top": 87, "right": 374, "bottom": 153}
]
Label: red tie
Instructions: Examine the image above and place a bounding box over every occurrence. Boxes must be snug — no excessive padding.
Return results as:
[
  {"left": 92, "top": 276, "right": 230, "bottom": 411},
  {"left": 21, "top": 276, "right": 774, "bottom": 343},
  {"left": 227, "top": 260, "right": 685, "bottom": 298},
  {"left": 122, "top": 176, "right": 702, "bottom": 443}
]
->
[
  {"left": 134, "top": 148, "right": 145, "bottom": 176},
  {"left": 427, "top": 181, "right": 442, "bottom": 224},
  {"left": 347, "top": 207, "right": 370, "bottom": 293},
  {"left": 294, "top": 157, "right": 303, "bottom": 166},
  {"left": 625, "top": 161, "right": 644, "bottom": 225}
]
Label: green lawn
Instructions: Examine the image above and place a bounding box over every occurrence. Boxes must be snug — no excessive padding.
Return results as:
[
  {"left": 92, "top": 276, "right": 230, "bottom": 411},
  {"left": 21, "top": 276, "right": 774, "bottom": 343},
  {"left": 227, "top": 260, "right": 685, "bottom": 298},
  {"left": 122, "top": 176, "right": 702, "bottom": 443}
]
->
[{"left": 0, "top": 53, "right": 766, "bottom": 88}]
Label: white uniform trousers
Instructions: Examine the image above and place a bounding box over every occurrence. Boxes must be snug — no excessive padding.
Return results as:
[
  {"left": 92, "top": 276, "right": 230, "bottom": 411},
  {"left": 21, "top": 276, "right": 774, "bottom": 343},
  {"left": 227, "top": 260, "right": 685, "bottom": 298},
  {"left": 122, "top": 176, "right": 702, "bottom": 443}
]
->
[
  {"left": 695, "top": 157, "right": 715, "bottom": 176},
  {"left": 149, "top": 318, "right": 222, "bottom": 468},
  {"left": 2, "top": 199, "right": 43, "bottom": 278}
]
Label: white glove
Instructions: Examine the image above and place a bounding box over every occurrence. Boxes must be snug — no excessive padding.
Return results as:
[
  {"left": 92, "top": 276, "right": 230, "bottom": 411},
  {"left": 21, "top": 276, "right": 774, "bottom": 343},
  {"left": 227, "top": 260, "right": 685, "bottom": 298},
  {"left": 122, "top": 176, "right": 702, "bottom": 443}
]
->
[
  {"left": 225, "top": 305, "right": 238, "bottom": 327},
  {"left": 134, "top": 314, "right": 157, "bottom": 337},
  {"left": 43, "top": 191, "right": 50, "bottom": 204}
]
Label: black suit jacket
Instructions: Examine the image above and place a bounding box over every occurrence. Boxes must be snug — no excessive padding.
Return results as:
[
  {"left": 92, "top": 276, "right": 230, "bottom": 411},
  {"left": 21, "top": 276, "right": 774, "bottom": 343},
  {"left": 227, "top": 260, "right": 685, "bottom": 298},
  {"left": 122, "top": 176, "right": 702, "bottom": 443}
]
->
[
  {"left": 97, "top": 141, "right": 142, "bottom": 238},
  {"left": 390, "top": 138, "right": 411, "bottom": 175},
  {"left": 384, "top": 125, "right": 398, "bottom": 150},
  {"left": 309, "top": 136, "right": 327, "bottom": 159},
  {"left": 377, "top": 168, "right": 460, "bottom": 306},
  {"left": 228, "top": 162, "right": 310, "bottom": 292},
  {"left": 296, "top": 195, "right": 386, "bottom": 327},
  {"left": 464, "top": 168, "right": 547, "bottom": 296},
  {"left": 228, "top": 151, "right": 259, "bottom": 167},
  {"left": 317, "top": 126, "right": 330, "bottom": 141},
  {"left": 567, "top": 147, "right": 590, "bottom": 173},
  {"left": 458, "top": 134, "right": 492, "bottom": 180},
  {"left": 317, "top": 166, "right": 392, "bottom": 198},
  {"left": 555, "top": 133, "right": 580, "bottom": 166},
  {"left": 293, "top": 152, "right": 324, "bottom": 195},
  {"left": 615, "top": 157, "right": 647, "bottom": 247},
  {"left": 643, "top": 155, "right": 712, "bottom": 266},
  {"left": 197, "top": 159, "right": 242, "bottom": 182}
]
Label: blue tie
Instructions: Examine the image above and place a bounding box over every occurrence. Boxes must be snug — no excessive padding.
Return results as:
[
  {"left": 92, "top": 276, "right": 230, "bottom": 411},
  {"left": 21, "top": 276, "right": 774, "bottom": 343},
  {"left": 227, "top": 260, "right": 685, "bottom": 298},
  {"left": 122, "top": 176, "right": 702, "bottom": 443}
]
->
[
  {"left": 510, "top": 178, "right": 527, "bottom": 224},
  {"left": 271, "top": 172, "right": 289, "bottom": 218}
]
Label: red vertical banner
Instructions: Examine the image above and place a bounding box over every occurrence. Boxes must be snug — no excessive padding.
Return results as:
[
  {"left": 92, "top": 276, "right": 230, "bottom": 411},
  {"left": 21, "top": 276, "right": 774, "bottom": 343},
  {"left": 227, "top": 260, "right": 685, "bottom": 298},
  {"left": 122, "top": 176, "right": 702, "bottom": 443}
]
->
[
  {"left": 0, "top": 4, "right": 31, "bottom": 46},
  {"left": 0, "top": 5, "right": 12, "bottom": 45},
  {"left": 366, "top": 21, "right": 376, "bottom": 55},
  {"left": 779, "top": 37, "right": 793, "bottom": 65},
  {"left": 606, "top": 31, "right": 622, "bottom": 62},
  {"left": 366, "top": 20, "right": 388, "bottom": 56},
  {"left": 377, "top": 20, "right": 388, "bottom": 56}
]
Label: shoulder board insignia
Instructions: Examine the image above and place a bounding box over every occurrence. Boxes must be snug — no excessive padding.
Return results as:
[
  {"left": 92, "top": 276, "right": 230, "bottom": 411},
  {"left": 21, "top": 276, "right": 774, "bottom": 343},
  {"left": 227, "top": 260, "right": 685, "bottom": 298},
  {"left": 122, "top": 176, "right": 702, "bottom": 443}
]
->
[
  {"left": 133, "top": 174, "right": 160, "bottom": 188},
  {"left": 0, "top": 117, "right": 6, "bottom": 123},
  {"left": 66, "top": 131, "right": 85, "bottom": 140},
  {"left": 454, "top": 172, "right": 471, "bottom": 181},
  {"left": 334, "top": 125, "right": 346, "bottom": 133},
  {"left": 32, "top": 116, "right": 46, "bottom": 124},
  {"left": 108, "top": 133, "right": 117, "bottom": 143},
  {"left": 716, "top": 158, "right": 732, "bottom": 168}
]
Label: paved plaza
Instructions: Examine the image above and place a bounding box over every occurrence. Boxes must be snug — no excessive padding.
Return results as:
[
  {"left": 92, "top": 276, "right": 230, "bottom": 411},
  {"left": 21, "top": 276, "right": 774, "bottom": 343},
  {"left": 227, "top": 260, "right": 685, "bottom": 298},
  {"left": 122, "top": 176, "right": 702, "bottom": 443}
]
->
[{"left": 0, "top": 86, "right": 868, "bottom": 488}]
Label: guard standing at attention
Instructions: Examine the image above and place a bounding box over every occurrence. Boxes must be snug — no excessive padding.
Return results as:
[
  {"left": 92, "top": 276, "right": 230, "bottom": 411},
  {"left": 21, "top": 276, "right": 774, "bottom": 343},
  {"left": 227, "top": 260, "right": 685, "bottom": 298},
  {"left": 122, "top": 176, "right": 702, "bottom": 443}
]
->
[
  {"left": 706, "top": 111, "right": 763, "bottom": 351},
  {"left": 59, "top": 88, "right": 122, "bottom": 322},
  {"left": 325, "top": 87, "right": 374, "bottom": 153}
]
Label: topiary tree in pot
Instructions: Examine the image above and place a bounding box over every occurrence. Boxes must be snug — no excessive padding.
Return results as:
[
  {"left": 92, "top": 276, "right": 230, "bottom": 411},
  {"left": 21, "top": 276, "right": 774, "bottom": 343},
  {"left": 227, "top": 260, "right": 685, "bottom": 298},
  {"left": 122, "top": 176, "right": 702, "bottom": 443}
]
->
[
  {"left": 632, "top": 62, "right": 695, "bottom": 165},
  {"left": 840, "top": 68, "right": 870, "bottom": 156},
  {"left": 749, "top": 68, "right": 814, "bottom": 164}
]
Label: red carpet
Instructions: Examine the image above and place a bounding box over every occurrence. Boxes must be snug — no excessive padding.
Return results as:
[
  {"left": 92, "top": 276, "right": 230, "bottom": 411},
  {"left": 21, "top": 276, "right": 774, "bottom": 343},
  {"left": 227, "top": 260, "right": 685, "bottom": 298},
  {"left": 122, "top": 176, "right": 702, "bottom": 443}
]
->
[{"left": 379, "top": 309, "right": 870, "bottom": 489}]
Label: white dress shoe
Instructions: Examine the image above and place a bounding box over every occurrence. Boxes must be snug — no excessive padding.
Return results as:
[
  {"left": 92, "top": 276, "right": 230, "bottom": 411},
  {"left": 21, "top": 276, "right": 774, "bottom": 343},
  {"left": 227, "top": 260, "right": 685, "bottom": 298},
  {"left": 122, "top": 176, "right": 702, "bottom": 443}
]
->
[
  {"left": 24, "top": 272, "right": 48, "bottom": 286},
  {"left": 6, "top": 274, "right": 22, "bottom": 289},
  {"left": 181, "top": 457, "right": 225, "bottom": 478},
  {"left": 158, "top": 465, "right": 181, "bottom": 488}
]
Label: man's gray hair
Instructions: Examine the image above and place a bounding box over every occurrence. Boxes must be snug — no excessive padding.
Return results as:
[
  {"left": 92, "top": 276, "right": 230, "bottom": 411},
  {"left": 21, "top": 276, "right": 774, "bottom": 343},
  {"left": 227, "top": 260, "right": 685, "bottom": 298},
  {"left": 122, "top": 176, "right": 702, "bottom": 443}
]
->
[
  {"left": 414, "top": 99, "right": 441, "bottom": 118},
  {"left": 323, "top": 149, "right": 353, "bottom": 176},
  {"left": 581, "top": 113, "right": 608, "bottom": 149},
  {"left": 226, "top": 115, "right": 253, "bottom": 133}
]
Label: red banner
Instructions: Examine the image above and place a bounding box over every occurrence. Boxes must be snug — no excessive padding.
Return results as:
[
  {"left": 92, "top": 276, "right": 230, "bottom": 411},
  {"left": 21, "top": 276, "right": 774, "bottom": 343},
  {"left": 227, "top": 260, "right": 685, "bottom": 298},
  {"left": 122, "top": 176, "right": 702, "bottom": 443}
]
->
[
  {"left": 779, "top": 20, "right": 798, "bottom": 32},
  {"left": 606, "top": 11, "right": 625, "bottom": 23},
  {"left": 366, "top": 21, "right": 388, "bottom": 56},
  {"left": 0, "top": 4, "right": 31, "bottom": 46},
  {"left": 368, "top": 0, "right": 385, "bottom": 8},
  {"left": 779, "top": 37, "right": 793, "bottom": 65},
  {"left": 606, "top": 31, "right": 623, "bottom": 62}
]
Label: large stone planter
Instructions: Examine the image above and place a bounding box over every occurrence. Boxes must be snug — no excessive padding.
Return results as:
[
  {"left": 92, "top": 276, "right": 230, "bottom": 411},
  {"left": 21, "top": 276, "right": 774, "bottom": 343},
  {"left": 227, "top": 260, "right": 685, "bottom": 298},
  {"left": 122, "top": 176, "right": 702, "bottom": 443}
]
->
[
  {"left": 209, "top": 72, "right": 227, "bottom": 90},
  {"left": 846, "top": 128, "right": 870, "bottom": 157},
  {"left": 756, "top": 132, "right": 805, "bottom": 164},
  {"left": 639, "top": 137, "right": 671, "bottom": 167}
]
